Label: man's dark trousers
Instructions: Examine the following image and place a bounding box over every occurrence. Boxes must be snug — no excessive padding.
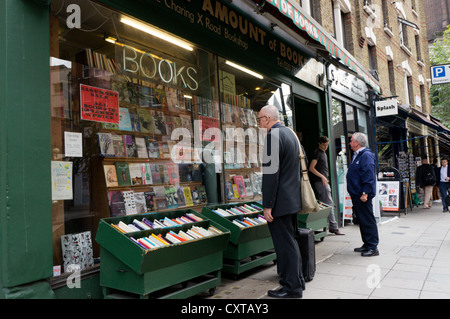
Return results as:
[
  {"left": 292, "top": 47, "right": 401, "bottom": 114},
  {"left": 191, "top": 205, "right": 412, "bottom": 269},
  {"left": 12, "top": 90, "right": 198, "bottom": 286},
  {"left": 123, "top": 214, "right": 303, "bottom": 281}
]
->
[
  {"left": 351, "top": 196, "right": 379, "bottom": 250},
  {"left": 268, "top": 213, "right": 303, "bottom": 295}
]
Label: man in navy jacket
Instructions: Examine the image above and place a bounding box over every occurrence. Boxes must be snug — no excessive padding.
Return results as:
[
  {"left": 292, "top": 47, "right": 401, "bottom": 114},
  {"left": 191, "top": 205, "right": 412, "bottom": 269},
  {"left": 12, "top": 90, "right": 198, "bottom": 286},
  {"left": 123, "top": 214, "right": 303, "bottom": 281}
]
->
[
  {"left": 260, "top": 105, "right": 303, "bottom": 298},
  {"left": 347, "top": 132, "right": 379, "bottom": 257}
]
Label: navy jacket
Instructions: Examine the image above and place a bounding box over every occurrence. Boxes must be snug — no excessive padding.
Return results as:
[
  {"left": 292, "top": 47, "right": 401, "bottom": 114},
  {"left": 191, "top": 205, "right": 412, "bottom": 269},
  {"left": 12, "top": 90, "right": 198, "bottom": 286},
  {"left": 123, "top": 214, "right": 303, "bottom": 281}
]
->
[
  {"left": 346, "top": 148, "right": 377, "bottom": 198},
  {"left": 262, "top": 124, "right": 302, "bottom": 217}
]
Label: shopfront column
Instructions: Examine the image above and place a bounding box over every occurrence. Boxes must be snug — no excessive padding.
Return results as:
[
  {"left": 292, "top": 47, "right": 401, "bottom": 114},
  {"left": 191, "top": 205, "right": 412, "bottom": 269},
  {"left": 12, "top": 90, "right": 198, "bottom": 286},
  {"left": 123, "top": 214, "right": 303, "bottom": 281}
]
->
[{"left": 0, "top": 0, "right": 54, "bottom": 297}]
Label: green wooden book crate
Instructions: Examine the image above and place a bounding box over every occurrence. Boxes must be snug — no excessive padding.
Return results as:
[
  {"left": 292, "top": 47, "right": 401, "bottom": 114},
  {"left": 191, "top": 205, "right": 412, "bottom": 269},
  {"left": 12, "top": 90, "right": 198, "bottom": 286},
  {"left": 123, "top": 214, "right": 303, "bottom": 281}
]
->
[
  {"left": 200, "top": 202, "right": 276, "bottom": 276},
  {"left": 96, "top": 209, "right": 230, "bottom": 298},
  {"left": 297, "top": 202, "right": 332, "bottom": 241}
]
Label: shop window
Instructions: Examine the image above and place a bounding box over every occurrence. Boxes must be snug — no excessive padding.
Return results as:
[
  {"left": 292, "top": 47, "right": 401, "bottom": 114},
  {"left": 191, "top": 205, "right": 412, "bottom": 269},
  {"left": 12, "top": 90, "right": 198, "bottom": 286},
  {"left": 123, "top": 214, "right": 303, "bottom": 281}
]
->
[
  {"left": 50, "top": 1, "right": 220, "bottom": 273},
  {"left": 217, "top": 57, "right": 291, "bottom": 203}
]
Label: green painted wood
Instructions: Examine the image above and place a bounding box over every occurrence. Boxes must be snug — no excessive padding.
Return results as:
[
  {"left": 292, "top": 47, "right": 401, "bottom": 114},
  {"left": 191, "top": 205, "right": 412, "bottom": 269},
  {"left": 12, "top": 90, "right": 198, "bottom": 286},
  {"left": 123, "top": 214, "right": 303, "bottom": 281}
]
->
[{"left": 0, "top": 0, "right": 52, "bottom": 289}]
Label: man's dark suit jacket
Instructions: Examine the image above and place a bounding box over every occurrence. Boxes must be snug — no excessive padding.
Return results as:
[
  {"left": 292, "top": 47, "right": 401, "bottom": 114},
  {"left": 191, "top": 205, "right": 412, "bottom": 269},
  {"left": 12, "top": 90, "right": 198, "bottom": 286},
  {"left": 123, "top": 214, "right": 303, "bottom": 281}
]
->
[
  {"left": 262, "top": 123, "right": 302, "bottom": 218},
  {"left": 435, "top": 165, "right": 450, "bottom": 186}
]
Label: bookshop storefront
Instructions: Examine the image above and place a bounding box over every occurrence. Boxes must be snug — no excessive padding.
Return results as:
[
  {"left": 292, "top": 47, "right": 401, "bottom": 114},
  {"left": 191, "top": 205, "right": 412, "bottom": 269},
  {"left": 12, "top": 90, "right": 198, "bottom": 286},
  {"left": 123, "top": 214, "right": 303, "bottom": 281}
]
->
[{"left": 1, "top": 0, "right": 328, "bottom": 298}]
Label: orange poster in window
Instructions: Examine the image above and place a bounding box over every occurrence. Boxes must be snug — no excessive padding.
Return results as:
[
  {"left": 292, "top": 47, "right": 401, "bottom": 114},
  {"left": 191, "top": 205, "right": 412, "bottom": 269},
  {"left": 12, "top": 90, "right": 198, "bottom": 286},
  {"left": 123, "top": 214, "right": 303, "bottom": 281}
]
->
[{"left": 80, "top": 84, "right": 119, "bottom": 124}]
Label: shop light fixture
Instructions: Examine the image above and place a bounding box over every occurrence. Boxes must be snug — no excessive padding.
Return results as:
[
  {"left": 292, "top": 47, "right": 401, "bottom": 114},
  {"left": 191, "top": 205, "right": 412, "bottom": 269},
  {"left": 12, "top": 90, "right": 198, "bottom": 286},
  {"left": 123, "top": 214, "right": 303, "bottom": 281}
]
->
[
  {"left": 104, "top": 36, "right": 117, "bottom": 44},
  {"left": 120, "top": 17, "right": 194, "bottom": 51},
  {"left": 184, "top": 95, "right": 193, "bottom": 99},
  {"left": 225, "top": 61, "right": 263, "bottom": 79}
]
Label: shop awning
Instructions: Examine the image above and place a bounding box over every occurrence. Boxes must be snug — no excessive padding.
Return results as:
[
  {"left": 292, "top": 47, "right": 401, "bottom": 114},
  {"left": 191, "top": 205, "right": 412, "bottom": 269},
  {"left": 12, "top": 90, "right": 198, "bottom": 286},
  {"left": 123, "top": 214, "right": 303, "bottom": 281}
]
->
[
  {"left": 400, "top": 108, "right": 450, "bottom": 135},
  {"left": 249, "top": 0, "right": 381, "bottom": 93}
]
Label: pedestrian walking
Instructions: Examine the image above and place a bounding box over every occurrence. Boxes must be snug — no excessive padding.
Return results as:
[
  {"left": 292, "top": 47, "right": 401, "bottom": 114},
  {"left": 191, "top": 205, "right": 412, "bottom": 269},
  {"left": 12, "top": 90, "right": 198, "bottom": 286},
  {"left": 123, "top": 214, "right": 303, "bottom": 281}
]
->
[
  {"left": 415, "top": 157, "right": 437, "bottom": 209},
  {"left": 259, "top": 105, "right": 304, "bottom": 298},
  {"left": 309, "top": 136, "right": 344, "bottom": 235},
  {"left": 437, "top": 158, "right": 450, "bottom": 212},
  {"left": 346, "top": 132, "right": 379, "bottom": 257}
]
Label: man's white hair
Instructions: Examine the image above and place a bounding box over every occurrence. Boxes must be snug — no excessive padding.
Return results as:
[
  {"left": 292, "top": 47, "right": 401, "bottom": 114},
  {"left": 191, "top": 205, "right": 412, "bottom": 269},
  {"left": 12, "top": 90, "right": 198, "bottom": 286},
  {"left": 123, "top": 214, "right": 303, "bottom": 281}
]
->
[
  {"left": 352, "top": 132, "right": 367, "bottom": 147},
  {"left": 261, "top": 105, "right": 280, "bottom": 120}
]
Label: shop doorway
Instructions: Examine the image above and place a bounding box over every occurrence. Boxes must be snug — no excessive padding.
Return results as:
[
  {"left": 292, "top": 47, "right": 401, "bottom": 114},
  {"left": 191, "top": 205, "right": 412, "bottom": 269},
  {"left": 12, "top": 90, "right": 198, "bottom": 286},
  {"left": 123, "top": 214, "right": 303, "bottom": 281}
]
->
[{"left": 293, "top": 95, "right": 321, "bottom": 160}]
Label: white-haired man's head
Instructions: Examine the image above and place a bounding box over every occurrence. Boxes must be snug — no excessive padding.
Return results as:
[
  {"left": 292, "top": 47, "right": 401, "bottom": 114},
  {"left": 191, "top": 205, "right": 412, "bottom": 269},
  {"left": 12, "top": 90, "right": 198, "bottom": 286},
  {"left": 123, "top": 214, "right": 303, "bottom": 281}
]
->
[
  {"left": 258, "top": 105, "right": 280, "bottom": 129},
  {"left": 350, "top": 132, "right": 368, "bottom": 151}
]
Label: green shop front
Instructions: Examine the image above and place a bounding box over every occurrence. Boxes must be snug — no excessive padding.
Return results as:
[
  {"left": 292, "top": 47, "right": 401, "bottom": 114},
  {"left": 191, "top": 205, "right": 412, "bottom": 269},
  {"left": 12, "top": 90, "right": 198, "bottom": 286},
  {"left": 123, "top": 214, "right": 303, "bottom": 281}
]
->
[{"left": 0, "top": 0, "right": 331, "bottom": 298}]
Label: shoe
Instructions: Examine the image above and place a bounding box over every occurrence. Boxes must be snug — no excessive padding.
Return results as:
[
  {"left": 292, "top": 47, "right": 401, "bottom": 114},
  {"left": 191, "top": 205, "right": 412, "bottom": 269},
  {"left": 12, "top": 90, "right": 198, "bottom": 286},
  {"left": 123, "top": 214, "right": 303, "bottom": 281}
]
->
[
  {"left": 361, "top": 249, "right": 379, "bottom": 257},
  {"left": 268, "top": 287, "right": 302, "bottom": 299},
  {"left": 443, "top": 209, "right": 449, "bottom": 213},
  {"left": 329, "top": 229, "right": 345, "bottom": 235},
  {"left": 354, "top": 246, "right": 368, "bottom": 253}
]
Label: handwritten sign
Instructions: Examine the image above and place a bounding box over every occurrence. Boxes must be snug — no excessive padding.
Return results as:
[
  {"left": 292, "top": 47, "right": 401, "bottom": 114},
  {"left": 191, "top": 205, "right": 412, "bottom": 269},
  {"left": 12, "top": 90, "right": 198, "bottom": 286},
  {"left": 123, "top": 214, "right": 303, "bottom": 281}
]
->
[{"left": 80, "top": 84, "right": 119, "bottom": 124}]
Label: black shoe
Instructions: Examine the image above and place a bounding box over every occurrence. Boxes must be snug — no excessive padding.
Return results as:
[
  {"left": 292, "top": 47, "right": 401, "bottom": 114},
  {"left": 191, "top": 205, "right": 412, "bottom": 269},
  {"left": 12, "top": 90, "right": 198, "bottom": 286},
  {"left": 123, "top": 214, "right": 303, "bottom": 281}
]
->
[
  {"left": 354, "top": 246, "right": 368, "bottom": 253},
  {"left": 361, "top": 249, "right": 379, "bottom": 257},
  {"left": 268, "top": 287, "right": 302, "bottom": 299}
]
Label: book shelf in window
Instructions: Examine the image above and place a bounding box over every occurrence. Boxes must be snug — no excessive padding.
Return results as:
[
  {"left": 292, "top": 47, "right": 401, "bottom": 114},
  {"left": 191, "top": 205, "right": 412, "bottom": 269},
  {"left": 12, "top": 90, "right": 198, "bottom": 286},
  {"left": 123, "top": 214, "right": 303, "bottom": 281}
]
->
[
  {"left": 95, "top": 209, "right": 230, "bottom": 298},
  {"left": 220, "top": 99, "right": 263, "bottom": 204},
  {"left": 200, "top": 201, "right": 276, "bottom": 276}
]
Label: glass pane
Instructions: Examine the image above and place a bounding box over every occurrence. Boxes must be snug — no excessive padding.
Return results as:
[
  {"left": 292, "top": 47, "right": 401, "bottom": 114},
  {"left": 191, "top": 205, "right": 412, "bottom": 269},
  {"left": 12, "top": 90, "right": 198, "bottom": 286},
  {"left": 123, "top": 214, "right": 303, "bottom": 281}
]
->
[{"left": 217, "top": 57, "right": 291, "bottom": 203}]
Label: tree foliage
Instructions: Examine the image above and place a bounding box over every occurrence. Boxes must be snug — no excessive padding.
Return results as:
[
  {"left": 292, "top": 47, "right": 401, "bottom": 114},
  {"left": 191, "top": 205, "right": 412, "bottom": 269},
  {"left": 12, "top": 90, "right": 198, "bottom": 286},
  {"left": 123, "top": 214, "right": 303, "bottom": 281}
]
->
[{"left": 430, "top": 25, "right": 450, "bottom": 128}]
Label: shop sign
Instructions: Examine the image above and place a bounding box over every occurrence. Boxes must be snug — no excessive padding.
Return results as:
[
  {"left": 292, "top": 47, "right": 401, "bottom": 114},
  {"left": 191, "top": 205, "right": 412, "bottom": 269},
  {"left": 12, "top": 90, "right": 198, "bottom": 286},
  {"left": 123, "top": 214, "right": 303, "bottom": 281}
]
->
[
  {"left": 118, "top": 44, "right": 200, "bottom": 92},
  {"left": 80, "top": 84, "right": 119, "bottom": 124},
  {"left": 329, "top": 64, "right": 368, "bottom": 104},
  {"left": 375, "top": 98, "right": 398, "bottom": 117}
]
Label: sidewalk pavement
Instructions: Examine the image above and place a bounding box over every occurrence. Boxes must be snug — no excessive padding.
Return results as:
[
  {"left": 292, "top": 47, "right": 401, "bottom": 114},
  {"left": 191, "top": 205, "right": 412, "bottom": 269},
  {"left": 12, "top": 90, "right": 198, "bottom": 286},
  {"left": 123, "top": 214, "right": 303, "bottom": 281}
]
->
[{"left": 202, "top": 202, "right": 450, "bottom": 299}]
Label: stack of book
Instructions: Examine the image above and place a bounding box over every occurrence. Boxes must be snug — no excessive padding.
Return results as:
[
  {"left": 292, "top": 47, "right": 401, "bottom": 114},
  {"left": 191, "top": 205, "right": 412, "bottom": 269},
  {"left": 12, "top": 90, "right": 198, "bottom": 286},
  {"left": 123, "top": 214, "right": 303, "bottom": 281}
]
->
[
  {"left": 111, "top": 213, "right": 203, "bottom": 233},
  {"left": 126, "top": 225, "right": 223, "bottom": 250},
  {"left": 231, "top": 215, "right": 267, "bottom": 228},
  {"left": 212, "top": 203, "right": 263, "bottom": 217}
]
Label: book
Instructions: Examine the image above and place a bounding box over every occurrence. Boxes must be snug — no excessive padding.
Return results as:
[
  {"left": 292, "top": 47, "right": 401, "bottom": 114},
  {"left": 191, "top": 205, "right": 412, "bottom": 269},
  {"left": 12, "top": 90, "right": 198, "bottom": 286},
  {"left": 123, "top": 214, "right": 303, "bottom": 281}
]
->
[
  {"left": 244, "top": 178, "right": 253, "bottom": 197},
  {"left": 225, "top": 182, "right": 234, "bottom": 200},
  {"left": 122, "top": 135, "right": 137, "bottom": 158},
  {"left": 129, "top": 113, "right": 141, "bottom": 132},
  {"left": 142, "top": 163, "right": 153, "bottom": 185},
  {"left": 159, "top": 164, "right": 170, "bottom": 183},
  {"left": 97, "top": 133, "right": 115, "bottom": 157},
  {"left": 144, "top": 189, "right": 155, "bottom": 211},
  {"left": 154, "top": 186, "right": 167, "bottom": 210},
  {"left": 233, "top": 175, "right": 247, "bottom": 197},
  {"left": 137, "top": 108, "right": 154, "bottom": 133},
  {"left": 197, "top": 185, "right": 208, "bottom": 204},
  {"left": 150, "top": 164, "right": 162, "bottom": 184},
  {"left": 128, "top": 163, "right": 144, "bottom": 185},
  {"left": 183, "top": 187, "right": 194, "bottom": 206},
  {"left": 118, "top": 107, "right": 132, "bottom": 131},
  {"left": 134, "top": 191, "right": 148, "bottom": 213},
  {"left": 145, "top": 138, "right": 160, "bottom": 158},
  {"left": 135, "top": 137, "right": 149, "bottom": 158},
  {"left": 103, "top": 164, "right": 119, "bottom": 187},
  {"left": 165, "top": 186, "right": 178, "bottom": 209},
  {"left": 178, "top": 164, "right": 193, "bottom": 182},
  {"left": 153, "top": 85, "right": 166, "bottom": 109},
  {"left": 151, "top": 110, "right": 167, "bottom": 135},
  {"left": 159, "top": 142, "right": 170, "bottom": 159},
  {"left": 166, "top": 163, "right": 180, "bottom": 184},
  {"left": 122, "top": 190, "right": 137, "bottom": 215},
  {"left": 115, "top": 162, "right": 131, "bottom": 186},
  {"left": 191, "top": 186, "right": 200, "bottom": 205},
  {"left": 111, "top": 134, "right": 126, "bottom": 157},
  {"left": 108, "top": 191, "right": 126, "bottom": 216},
  {"left": 232, "top": 184, "right": 239, "bottom": 198},
  {"left": 177, "top": 186, "right": 186, "bottom": 207}
]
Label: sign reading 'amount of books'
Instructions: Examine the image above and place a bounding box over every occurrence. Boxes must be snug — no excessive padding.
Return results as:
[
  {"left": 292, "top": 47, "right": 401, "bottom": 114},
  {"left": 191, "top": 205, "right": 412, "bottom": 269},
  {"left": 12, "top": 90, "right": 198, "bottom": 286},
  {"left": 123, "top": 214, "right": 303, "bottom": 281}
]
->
[{"left": 80, "top": 84, "right": 119, "bottom": 124}]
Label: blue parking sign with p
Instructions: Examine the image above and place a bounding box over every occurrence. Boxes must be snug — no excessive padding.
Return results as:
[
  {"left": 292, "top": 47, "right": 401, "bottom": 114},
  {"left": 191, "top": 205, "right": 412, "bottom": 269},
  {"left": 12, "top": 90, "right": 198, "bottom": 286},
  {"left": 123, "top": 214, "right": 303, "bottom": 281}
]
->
[
  {"left": 433, "top": 66, "right": 445, "bottom": 78},
  {"left": 431, "top": 65, "right": 450, "bottom": 84}
]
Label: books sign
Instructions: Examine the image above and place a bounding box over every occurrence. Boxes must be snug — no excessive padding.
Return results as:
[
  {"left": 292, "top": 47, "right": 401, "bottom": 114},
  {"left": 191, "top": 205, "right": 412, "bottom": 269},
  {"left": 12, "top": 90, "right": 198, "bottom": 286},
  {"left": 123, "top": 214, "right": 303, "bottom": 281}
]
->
[
  {"left": 375, "top": 98, "right": 398, "bottom": 117},
  {"left": 80, "top": 84, "right": 119, "bottom": 124}
]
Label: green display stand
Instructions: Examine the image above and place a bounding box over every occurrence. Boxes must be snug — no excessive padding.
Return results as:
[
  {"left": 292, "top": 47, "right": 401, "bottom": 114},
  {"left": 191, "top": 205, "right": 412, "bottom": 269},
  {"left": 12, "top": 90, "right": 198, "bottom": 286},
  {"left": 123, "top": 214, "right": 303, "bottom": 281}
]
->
[
  {"left": 297, "top": 202, "right": 332, "bottom": 241},
  {"left": 96, "top": 209, "right": 230, "bottom": 299},
  {"left": 201, "top": 202, "right": 276, "bottom": 276}
]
